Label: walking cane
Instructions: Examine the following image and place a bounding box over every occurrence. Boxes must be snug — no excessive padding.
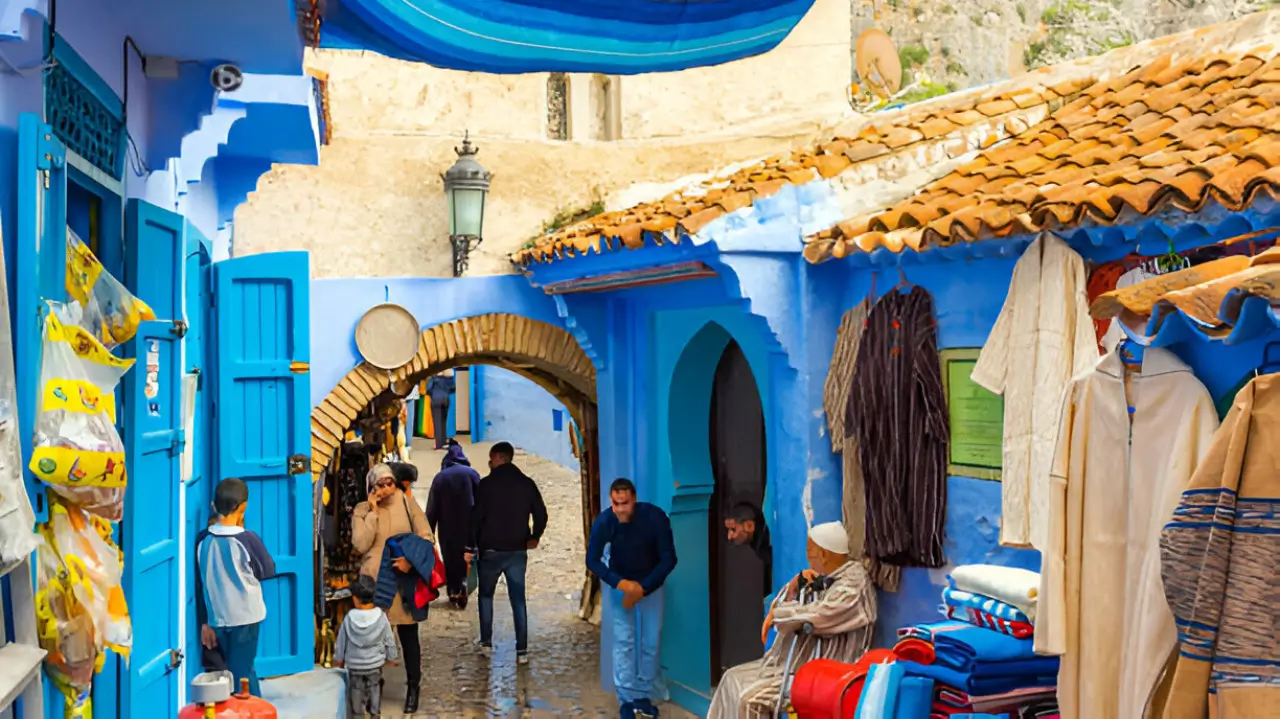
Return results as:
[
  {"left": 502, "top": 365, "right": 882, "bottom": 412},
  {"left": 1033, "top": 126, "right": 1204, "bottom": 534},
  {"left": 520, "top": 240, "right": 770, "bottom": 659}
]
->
[{"left": 772, "top": 586, "right": 815, "bottom": 719}]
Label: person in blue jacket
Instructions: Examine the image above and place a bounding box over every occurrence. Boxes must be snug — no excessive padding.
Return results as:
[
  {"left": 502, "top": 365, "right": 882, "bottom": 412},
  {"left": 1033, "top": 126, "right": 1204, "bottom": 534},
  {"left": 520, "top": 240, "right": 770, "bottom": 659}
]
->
[{"left": 586, "top": 478, "right": 678, "bottom": 719}]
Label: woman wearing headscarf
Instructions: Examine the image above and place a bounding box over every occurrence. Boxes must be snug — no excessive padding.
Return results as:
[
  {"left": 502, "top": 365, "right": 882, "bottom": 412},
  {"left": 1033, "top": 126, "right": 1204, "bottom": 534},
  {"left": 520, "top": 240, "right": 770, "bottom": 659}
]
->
[
  {"left": 352, "top": 463, "right": 434, "bottom": 713},
  {"left": 426, "top": 441, "right": 482, "bottom": 609}
]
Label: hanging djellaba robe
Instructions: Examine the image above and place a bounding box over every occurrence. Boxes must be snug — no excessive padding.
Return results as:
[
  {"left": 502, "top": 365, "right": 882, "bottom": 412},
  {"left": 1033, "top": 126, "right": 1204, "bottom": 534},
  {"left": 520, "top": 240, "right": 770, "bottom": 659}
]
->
[
  {"left": 969, "top": 232, "right": 1099, "bottom": 550},
  {"left": 1035, "top": 347, "right": 1218, "bottom": 719},
  {"left": 823, "top": 300, "right": 901, "bottom": 590},
  {"left": 845, "top": 286, "right": 949, "bottom": 568},
  {"left": 1159, "top": 372, "right": 1280, "bottom": 719}
]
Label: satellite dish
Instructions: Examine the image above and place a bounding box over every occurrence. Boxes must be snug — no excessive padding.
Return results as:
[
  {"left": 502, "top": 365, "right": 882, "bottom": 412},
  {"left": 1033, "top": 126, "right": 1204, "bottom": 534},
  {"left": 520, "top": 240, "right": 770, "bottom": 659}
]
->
[
  {"left": 856, "top": 29, "right": 902, "bottom": 99},
  {"left": 355, "top": 303, "right": 421, "bottom": 370}
]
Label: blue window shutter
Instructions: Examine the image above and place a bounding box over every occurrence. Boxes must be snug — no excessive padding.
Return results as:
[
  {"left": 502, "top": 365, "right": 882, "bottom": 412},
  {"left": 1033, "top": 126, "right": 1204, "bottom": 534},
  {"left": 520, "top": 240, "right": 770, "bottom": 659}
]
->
[
  {"left": 16, "top": 113, "right": 67, "bottom": 523},
  {"left": 182, "top": 225, "right": 214, "bottom": 690},
  {"left": 212, "top": 251, "right": 313, "bottom": 678},
  {"left": 121, "top": 199, "right": 186, "bottom": 716}
]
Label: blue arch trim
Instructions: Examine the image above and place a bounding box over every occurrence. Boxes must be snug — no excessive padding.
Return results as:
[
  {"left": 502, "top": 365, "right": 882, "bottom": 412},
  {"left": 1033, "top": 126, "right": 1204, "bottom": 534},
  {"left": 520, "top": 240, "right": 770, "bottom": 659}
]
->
[{"left": 320, "top": 0, "right": 816, "bottom": 74}]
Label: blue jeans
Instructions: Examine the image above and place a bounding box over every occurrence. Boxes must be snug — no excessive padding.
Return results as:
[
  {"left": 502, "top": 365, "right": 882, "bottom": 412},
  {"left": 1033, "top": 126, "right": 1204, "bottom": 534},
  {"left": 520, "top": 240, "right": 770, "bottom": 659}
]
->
[
  {"left": 214, "top": 622, "right": 261, "bottom": 697},
  {"left": 609, "top": 586, "right": 664, "bottom": 706},
  {"left": 478, "top": 550, "right": 529, "bottom": 652}
]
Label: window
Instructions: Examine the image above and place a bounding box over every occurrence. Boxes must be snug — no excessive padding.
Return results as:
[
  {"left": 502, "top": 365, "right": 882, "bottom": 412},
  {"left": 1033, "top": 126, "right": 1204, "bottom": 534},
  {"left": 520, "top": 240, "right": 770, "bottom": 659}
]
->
[
  {"left": 546, "top": 72, "right": 569, "bottom": 140},
  {"left": 552, "top": 408, "right": 564, "bottom": 432},
  {"left": 589, "top": 74, "right": 621, "bottom": 141}
]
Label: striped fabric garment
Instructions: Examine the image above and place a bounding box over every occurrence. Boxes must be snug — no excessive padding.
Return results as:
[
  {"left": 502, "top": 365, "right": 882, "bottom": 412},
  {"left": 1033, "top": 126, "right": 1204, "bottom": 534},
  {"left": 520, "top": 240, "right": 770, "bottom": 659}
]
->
[
  {"left": 942, "top": 587, "right": 1032, "bottom": 622},
  {"left": 1158, "top": 374, "right": 1280, "bottom": 718},
  {"left": 846, "top": 286, "right": 949, "bottom": 568},
  {"left": 941, "top": 605, "right": 1034, "bottom": 639}
]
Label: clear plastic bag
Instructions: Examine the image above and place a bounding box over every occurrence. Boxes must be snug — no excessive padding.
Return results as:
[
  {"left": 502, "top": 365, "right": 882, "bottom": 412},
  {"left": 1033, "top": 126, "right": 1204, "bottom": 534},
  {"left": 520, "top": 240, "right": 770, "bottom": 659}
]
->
[
  {"left": 35, "top": 535, "right": 102, "bottom": 701},
  {"left": 29, "top": 303, "right": 131, "bottom": 520},
  {"left": 46, "top": 501, "right": 132, "bottom": 656},
  {"left": 65, "top": 228, "right": 155, "bottom": 349}
]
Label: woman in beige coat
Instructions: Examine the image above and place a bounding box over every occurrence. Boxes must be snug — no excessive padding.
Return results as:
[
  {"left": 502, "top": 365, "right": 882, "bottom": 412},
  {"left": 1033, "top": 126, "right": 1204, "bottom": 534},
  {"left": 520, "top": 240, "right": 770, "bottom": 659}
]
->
[{"left": 352, "top": 463, "right": 434, "bottom": 713}]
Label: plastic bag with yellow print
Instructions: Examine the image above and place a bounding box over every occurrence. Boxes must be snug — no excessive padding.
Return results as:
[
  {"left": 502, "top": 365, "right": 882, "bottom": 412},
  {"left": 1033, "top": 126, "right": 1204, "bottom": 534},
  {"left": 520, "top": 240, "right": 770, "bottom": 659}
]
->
[
  {"left": 45, "top": 499, "right": 132, "bottom": 657},
  {"left": 66, "top": 227, "right": 155, "bottom": 349},
  {"left": 34, "top": 535, "right": 101, "bottom": 711},
  {"left": 30, "top": 302, "right": 132, "bottom": 521}
]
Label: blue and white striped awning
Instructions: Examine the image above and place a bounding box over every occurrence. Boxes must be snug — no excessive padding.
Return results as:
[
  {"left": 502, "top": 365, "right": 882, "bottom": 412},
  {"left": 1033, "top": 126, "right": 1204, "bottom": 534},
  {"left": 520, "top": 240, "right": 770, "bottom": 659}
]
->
[{"left": 318, "top": 0, "right": 817, "bottom": 74}]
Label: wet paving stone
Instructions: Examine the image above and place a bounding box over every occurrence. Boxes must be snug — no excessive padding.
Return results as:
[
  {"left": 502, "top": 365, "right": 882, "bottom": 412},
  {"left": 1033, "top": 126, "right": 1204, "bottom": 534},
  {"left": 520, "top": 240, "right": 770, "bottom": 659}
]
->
[{"left": 373, "top": 440, "right": 696, "bottom": 719}]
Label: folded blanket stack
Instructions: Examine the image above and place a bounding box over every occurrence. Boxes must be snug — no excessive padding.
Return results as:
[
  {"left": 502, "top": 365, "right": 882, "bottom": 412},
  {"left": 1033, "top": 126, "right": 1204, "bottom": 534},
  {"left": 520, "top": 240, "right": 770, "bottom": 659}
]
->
[
  {"left": 938, "top": 565, "right": 1040, "bottom": 640},
  {"left": 859, "top": 567, "right": 1056, "bottom": 719},
  {"left": 888, "top": 621, "right": 1058, "bottom": 718}
]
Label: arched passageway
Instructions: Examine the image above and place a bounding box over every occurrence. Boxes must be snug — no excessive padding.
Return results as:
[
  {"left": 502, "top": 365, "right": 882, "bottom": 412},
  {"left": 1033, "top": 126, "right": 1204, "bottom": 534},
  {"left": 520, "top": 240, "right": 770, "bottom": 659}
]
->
[{"left": 310, "top": 313, "right": 602, "bottom": 618}]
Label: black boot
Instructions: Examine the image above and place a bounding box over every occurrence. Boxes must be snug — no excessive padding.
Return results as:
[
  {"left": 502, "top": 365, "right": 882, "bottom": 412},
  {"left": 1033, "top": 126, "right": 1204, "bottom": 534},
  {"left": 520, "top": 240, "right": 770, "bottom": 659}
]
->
[{"left": 404, "top": 685, "right": 419, "bottom": 714}]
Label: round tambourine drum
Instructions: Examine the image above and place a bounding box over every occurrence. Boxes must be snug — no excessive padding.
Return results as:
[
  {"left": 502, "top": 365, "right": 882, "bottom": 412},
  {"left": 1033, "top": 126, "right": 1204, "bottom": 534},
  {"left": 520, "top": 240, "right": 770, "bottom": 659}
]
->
[{"left": 354, "top": 303, "right": 420, "bottom": 370}]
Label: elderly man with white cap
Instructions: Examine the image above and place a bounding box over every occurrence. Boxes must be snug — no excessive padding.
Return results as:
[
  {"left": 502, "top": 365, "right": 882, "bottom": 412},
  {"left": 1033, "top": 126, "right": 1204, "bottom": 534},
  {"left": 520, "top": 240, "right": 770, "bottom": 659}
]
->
[{"left": 707, "top": 521, "right": 877, "bottom": 719}]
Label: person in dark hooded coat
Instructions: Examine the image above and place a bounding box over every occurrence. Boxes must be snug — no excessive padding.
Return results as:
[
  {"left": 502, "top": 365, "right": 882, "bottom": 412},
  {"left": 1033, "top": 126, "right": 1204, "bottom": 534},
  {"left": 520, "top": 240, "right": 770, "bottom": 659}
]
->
[{"left": 426, "top": 441, "right": 481, "bottom": 608}]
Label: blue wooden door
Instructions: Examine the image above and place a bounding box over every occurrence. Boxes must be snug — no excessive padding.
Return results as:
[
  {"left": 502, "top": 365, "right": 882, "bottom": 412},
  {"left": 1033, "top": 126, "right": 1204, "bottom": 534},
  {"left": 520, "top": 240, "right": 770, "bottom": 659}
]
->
[
  {"left": 182, "top": 227, "right": 214, "bottom": 690},
  {"left": 121, "top": 200, "right": 186, "bottom": 717},
  {"left": 15, "top": 114, "right": 68, "bottom": 525},
  {"left": 213, "top": 251, "right": 313, "bottom": 678}
]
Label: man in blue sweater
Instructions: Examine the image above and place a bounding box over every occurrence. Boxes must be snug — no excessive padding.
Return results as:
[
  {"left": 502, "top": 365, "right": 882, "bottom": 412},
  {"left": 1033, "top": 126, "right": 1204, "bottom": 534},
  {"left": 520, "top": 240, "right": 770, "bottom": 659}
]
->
[{"left": 586, "top": 478, "right": 678, "bottom": 719}]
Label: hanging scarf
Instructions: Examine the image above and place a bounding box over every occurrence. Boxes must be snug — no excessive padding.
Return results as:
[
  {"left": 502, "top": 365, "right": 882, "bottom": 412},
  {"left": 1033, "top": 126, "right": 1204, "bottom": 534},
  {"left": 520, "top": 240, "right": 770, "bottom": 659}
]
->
[{"left": 846, "top": 286, "right": 949, "bottom": 568}]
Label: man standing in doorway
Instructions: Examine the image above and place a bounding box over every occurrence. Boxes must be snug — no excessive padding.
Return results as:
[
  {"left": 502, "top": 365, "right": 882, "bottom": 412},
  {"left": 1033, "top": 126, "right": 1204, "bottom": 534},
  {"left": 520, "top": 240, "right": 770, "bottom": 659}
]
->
[
  {"left": 586, "top": 478, "right": 678, "bottom": 719},
  {"left": 465, "top": 442, "right": 547, "bottom": 665},
  {"left": 725, "top": 501, "right": 772, "bottom": 600},
  {"left": 426, "top": 372, "right": 456, "bottom": 450}
]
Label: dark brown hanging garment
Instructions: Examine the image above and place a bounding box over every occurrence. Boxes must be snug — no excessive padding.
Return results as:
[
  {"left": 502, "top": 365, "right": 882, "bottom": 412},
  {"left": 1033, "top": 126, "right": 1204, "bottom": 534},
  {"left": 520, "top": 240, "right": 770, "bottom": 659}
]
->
[{"left": 845, "top": 285, "right": 949, "bottom": 568}]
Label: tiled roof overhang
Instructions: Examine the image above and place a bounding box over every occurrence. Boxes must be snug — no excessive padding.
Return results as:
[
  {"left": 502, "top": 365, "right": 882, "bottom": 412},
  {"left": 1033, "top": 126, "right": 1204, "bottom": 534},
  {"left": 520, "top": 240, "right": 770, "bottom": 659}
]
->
[{"left": 804, "top": 11, "right": 1280, "bottom": 263}]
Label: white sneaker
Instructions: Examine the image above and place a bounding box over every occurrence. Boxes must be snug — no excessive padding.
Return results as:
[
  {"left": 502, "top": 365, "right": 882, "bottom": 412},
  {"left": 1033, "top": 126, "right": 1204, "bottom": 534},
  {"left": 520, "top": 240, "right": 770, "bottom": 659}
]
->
[
  {"left": 478, "top": 640, "right": 492, "bottom": 658},
  {"left": 517, "top": 652, "right": 528, "bottom": 665}
]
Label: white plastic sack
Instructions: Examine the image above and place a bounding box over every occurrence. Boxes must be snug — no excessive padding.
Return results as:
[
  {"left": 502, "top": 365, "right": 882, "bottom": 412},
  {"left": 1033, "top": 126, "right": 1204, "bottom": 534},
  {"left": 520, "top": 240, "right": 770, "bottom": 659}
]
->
[{"left": 0, "top": 221, "right": 38, "bottom": 577}]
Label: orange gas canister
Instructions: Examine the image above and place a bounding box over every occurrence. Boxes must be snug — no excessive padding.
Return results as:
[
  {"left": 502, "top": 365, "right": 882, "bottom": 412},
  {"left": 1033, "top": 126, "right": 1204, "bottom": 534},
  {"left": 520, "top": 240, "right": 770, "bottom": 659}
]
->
[{"left": 178, "top": 672, "right": 277, "bottom": 719}]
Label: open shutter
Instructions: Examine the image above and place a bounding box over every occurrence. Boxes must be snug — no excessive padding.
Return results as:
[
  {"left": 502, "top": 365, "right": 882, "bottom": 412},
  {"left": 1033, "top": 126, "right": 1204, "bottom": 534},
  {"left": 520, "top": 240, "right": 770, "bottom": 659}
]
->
[
  {"left": 121, "top": 200, "right": 186, "bottom": 716},
  {"left": 15, "top": 113, "right": 68, "bottom": 524},
  {"left": 213, "top": 251, "right": 312, "bottom": 677},
  {"left": 181, "top": 226, "right": 214, "bottom": 693}
]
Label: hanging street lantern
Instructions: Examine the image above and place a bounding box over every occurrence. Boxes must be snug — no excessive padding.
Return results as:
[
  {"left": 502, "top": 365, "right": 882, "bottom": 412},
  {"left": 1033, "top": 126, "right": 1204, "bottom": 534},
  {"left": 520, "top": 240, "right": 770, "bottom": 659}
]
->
[{"left": 441, "top": 131, "right": 492, "bottom": 277}]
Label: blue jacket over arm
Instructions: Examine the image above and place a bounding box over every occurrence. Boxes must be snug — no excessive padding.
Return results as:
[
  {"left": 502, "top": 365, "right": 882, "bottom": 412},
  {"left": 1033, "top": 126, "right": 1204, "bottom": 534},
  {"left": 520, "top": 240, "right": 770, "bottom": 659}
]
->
[{"left": 586, "top": 502, "right": 677, "bottom": 595}]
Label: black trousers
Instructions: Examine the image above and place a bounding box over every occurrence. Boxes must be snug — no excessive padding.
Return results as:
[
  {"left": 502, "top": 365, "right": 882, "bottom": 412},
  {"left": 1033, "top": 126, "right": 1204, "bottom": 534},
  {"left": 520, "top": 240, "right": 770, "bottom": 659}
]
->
[
  {"left": 396, "top": 621, "right": 423, "bottom": 687},
  {"left": 431, "top": 402, "right": 450, "bottom": 449}
]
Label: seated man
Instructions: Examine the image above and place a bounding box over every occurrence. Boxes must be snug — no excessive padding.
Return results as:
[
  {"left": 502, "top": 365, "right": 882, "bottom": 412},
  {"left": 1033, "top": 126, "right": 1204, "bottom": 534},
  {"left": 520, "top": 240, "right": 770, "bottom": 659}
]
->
[{"left": 708, "top": 522, "right": 877, "bottom": 719}]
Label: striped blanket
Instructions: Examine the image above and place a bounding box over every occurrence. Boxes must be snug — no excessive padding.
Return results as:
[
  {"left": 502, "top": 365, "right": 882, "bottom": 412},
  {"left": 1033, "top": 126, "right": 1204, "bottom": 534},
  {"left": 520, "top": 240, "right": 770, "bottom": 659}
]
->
[{"left": 942, "top": 587, "right": 1032, "bottom": 623}]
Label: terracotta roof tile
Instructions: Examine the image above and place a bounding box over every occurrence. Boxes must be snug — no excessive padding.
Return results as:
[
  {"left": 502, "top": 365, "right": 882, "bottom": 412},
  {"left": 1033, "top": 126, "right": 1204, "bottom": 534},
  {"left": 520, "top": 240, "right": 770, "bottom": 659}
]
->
[
  {"left": 514, "top": 44, "right": 1138, "bottom": 266},
  {"left": 805, "top": 11, "right": 1280, "bottom": 263}
]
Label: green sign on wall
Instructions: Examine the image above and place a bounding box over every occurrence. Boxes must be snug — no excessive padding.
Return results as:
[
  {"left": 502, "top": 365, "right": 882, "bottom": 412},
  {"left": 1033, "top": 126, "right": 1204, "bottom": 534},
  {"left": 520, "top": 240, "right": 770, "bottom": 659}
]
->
[{"left": 940, "top": 348, "right": 1003, "bottom": 481}]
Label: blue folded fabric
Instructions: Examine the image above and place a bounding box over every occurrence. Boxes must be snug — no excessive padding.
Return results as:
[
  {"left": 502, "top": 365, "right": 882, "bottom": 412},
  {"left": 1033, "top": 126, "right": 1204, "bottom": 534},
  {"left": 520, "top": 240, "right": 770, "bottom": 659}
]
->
[
  {"left": 896, "top": 661, "right": 1056, "bottom": 696},
  {"left": 895, "top": 676, "right": 934, "bottom": 719},
  {"left": 855, "top": 662, "right": 905, "bottom": 719},
  {"left": 928, "top": 623, "right": 1038, "bottom": 672},
  {"left": 969, "top": 656, "right": 1060, "bottom": 678}
]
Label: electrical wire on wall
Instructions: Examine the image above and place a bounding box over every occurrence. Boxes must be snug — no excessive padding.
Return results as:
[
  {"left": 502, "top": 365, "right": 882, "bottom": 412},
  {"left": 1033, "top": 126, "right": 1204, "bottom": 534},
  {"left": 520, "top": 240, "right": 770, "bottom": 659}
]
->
[{"left": 122, "top": 36, "right": 151, "bottom": 177}]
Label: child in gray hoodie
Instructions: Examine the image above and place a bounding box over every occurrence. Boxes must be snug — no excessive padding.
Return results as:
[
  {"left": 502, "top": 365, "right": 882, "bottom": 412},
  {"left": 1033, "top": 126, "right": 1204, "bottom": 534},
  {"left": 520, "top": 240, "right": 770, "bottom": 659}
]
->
[{"left": 335, "top": 575, "right": 399, "bottom": 717}]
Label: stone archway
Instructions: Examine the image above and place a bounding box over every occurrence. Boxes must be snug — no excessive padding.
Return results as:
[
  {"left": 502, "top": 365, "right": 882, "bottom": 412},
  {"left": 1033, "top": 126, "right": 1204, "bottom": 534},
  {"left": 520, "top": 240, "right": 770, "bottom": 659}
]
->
[{"left": 310, "top": 313, "right": 602, "bottom": 618}]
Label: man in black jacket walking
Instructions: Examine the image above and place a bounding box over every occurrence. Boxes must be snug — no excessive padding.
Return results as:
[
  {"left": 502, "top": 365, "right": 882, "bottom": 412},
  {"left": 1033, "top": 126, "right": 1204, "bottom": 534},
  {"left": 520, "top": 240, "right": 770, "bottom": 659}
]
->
[{"left": 465, "top": 442, "right": 548, "bottom": 664}]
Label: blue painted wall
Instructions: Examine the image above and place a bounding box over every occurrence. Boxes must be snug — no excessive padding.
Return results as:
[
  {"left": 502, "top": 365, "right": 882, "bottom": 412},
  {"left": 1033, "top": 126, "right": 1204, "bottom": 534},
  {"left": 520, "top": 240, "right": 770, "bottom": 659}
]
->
[
  {"left": 474, "top": 366, "right": 580, "bottom": 471},
  {"left": 308, "top": 275, "right": 568, "bottom": 407}
]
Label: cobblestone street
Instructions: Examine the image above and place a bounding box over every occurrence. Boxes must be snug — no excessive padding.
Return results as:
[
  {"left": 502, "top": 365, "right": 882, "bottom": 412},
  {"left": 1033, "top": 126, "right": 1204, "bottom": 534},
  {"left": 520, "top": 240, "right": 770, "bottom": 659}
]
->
[{"left": 374, "top": 438, "right": 695, "bottom": 718}]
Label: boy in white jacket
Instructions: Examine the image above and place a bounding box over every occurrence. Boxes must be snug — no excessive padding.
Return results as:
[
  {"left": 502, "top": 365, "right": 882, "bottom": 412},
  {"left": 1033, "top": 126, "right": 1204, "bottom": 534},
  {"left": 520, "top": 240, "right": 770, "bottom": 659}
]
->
[{"left": 335, "top": 575, "right": 399, "bottom": 717}]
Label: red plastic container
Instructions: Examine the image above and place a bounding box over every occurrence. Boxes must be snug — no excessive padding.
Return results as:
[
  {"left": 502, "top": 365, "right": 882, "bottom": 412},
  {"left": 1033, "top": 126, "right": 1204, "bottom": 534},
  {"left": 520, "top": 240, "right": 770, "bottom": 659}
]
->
[
  {"left": 790, "top": 649, "right": 898, "bottom": 719},
  {"left": 177, "top": 678, "right": 277, "bottom": 719}
]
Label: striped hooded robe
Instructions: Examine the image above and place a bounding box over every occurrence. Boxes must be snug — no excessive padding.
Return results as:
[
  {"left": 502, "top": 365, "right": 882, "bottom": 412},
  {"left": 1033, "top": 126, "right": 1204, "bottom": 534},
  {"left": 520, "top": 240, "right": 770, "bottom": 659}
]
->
[{"left": 846, "top": 286, "right": 949, "bottom": 568}]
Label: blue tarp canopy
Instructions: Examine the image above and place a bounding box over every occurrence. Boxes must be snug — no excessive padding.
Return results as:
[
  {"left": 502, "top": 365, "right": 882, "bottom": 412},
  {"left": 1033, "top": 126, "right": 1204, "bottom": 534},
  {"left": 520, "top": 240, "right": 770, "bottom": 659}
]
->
[{"left": 319, "top": 0, "right": 817, "bottom": 74}]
